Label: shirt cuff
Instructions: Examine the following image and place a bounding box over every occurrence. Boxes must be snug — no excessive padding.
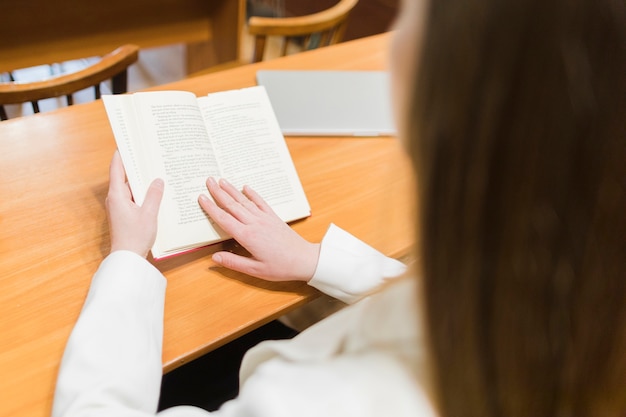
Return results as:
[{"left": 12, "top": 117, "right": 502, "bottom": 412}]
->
[{"left": 308, "top": 224, "right": 406, "bottom": 304}]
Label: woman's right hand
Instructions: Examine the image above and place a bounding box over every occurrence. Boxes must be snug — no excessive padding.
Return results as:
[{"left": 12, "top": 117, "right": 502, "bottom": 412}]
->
[
  {"left": 198, "top": 177, "right": 320, "bottom": 282},
  {"left": 105, "top": 151, "right": 164, "bottom": 258}
]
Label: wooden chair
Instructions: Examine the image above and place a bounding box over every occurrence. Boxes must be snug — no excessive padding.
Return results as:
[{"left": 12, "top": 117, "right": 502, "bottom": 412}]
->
[
  {"left": 0, "top": 44, "right": 139, "bottom": 121},
  {"left": 248, "top": 0, "right": 359, "bottom": 62}
]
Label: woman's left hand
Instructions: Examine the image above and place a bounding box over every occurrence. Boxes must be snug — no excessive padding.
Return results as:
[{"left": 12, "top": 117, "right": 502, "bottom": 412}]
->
[{"left": 198, "top": 177, "right": 320, "bottom": 282}]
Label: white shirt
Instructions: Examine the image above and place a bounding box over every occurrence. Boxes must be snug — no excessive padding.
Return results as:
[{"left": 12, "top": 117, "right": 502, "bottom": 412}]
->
[{"left": 52, "top": 224, "right": 436, "bottom": 417}]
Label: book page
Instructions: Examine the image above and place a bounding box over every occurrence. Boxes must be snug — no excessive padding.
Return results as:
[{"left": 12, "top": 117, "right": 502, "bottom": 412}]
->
[
  {"left": 102, "top": 94, "right": 152, "bottom": 205},
  {"left": 198, "top": 86, "right": 310, "bottom": 222},
  {"left": 108, "top": 91, "right": 227, "bottom": 257},
  {"left": 104, "top": 87, "right": 310, "bottom": 259}
]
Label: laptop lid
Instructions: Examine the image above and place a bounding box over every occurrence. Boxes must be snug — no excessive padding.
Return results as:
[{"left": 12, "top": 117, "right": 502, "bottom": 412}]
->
[{"left": 256, "top": 70, "right": 397, "bottom": 137}]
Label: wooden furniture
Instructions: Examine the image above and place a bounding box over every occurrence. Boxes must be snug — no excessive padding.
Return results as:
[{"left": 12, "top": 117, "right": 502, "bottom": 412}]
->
[
  {"left": 0, "top": 0, "right": 245, "bottom": 75},
  {"left": 0, "top": 33, "right": 414, "bottom": 417},
  {"left": 248, "top": 0, "right": 359, "bottom": 62},
  {"left": 0, "top": 45, "right": 139, "bottom": 121},
  {"left": 284, "top": 0, "right": 399, "bottom": 42},
  {"left": 190, "top": 0, "right": 359, "bottom": 75}
]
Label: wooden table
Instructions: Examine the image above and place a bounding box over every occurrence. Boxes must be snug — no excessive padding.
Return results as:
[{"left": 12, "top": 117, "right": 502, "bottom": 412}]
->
[
  {"left": 0, "top": 0, "right": 244, "bottom": 74},
  {"left": 0, "top": 33, "right": 415, "bottom": 417}
]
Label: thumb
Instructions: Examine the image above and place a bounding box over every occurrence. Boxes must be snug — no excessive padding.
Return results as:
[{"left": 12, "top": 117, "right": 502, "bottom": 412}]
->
[
  {"left": 212, "top": 251, "right": 265, "bottom": 278},
  {"left": 142, "top": 178, "right": 164, "bottom": 218}
]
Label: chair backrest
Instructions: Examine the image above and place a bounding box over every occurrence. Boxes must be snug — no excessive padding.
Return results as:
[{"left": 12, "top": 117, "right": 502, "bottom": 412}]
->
[
  {"left": 0, "top": 44, "right": 139, "bottom": 121},
  {"left": 247, "top": 0, "right": 359, "bottom": 62}
]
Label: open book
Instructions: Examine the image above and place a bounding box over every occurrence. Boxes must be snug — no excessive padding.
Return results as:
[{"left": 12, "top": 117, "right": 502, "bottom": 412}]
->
[{"left": 102, "top": 86, "right": 310, "bottom": 259}]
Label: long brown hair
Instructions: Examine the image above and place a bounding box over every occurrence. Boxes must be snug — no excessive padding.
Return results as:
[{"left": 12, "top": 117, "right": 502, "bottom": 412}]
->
[{"left": 408, "top": 0, "right": 626, "bottom": 415}]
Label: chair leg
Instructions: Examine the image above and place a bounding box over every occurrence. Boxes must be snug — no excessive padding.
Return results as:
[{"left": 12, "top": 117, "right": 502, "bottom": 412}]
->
[
  {"left": 0, "top": 106, "right": 7, "bottom": 121},
  {"left": 111, "top": 71, "right": 128, "bottom": 95},
  {"left": 316, "top": 31, "right": 329, "bottom": 48},
  {"left": 252, "top": 36, "right": 267, "bottom": 63},
  {"left": 280, "top": 38, "right": 289, "bottom": 56},
  {"left": 31, "top": 101, "right": 40, "bottom": 113},
  {"left": 66, "top": 94, "right": 74, "bottom": 106}
]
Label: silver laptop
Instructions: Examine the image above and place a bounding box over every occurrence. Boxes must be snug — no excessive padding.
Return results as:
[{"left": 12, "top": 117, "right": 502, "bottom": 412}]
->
[{"left": 256, "top": 70, "right": 397, "bottom": 136}]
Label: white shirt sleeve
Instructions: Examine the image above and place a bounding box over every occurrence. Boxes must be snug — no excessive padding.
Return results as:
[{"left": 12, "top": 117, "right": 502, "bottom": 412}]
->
[
  {"left": 52, "top": 232, "right": 415, "bottom": 417},
  {"left": 307, "top": 224, "right": 407, "bottom": 304},
  {"left": 52, "top": 250, "right": 167, "bottom": 417}
]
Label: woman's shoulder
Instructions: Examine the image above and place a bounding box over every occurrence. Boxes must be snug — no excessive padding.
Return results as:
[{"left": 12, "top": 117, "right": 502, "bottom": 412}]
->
[{"left": 238, "top": 277, "right": 433, "bottom": 417}]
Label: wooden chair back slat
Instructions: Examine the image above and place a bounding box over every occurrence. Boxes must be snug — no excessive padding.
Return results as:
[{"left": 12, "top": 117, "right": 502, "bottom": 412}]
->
[
  {"left": 0, "top": 44, "right": 139, "bottom": 120},
  {"left": 187, "top": 0, "right": 358, "bottom": 78},
  {"left": 248, "top": 0, "right": 358, "bottom": 62}
]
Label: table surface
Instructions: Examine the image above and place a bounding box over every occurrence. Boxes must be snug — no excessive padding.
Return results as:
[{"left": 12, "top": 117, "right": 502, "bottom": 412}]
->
[
  {"left": 0, "top": 0, "right": 244, "bottom": 73},
  {"left": 0, "top": 33, "right": 415, "bottom": 417}
]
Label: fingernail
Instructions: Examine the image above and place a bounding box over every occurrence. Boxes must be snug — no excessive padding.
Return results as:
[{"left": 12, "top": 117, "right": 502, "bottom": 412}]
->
[
  {"left": 207, "top": 177, "right": 217, "bottom": 186},
  {"left": 154, "top": 178, "right": 164, "bottom": 189},
  {"left": 199, "top": 194, "right": 209, "bottom": 203},
  {"left": 212, "top": 253, "right": 222, "bottom": 263}
]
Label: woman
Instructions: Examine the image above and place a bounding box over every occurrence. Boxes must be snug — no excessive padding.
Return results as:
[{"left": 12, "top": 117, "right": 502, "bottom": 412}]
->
[{"left": 53, "top": 0, "right": 626, "bottom": 415}]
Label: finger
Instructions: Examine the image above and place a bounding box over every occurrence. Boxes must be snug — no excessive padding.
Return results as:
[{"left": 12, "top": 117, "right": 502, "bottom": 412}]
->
[
  {"left": 206, "top": 177, "right": 237, "bottom": 209},
  {"left": 206, "top": 178, "right": 253, "bottom": 223},
  {"left": 142, "top": 178, "right": 164, "bottom": 218},
  {"left": 219, "top": 179, "right": 259, "bottom": 212},
  {"left": 198, "top": 193, "right": 242, "bottom": 235},
  {"left": 242, "top": 185, "right": 274, "bottom": 214},
  {"left": 108, "top": 151, "right": 128, "bottom": 195}
]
